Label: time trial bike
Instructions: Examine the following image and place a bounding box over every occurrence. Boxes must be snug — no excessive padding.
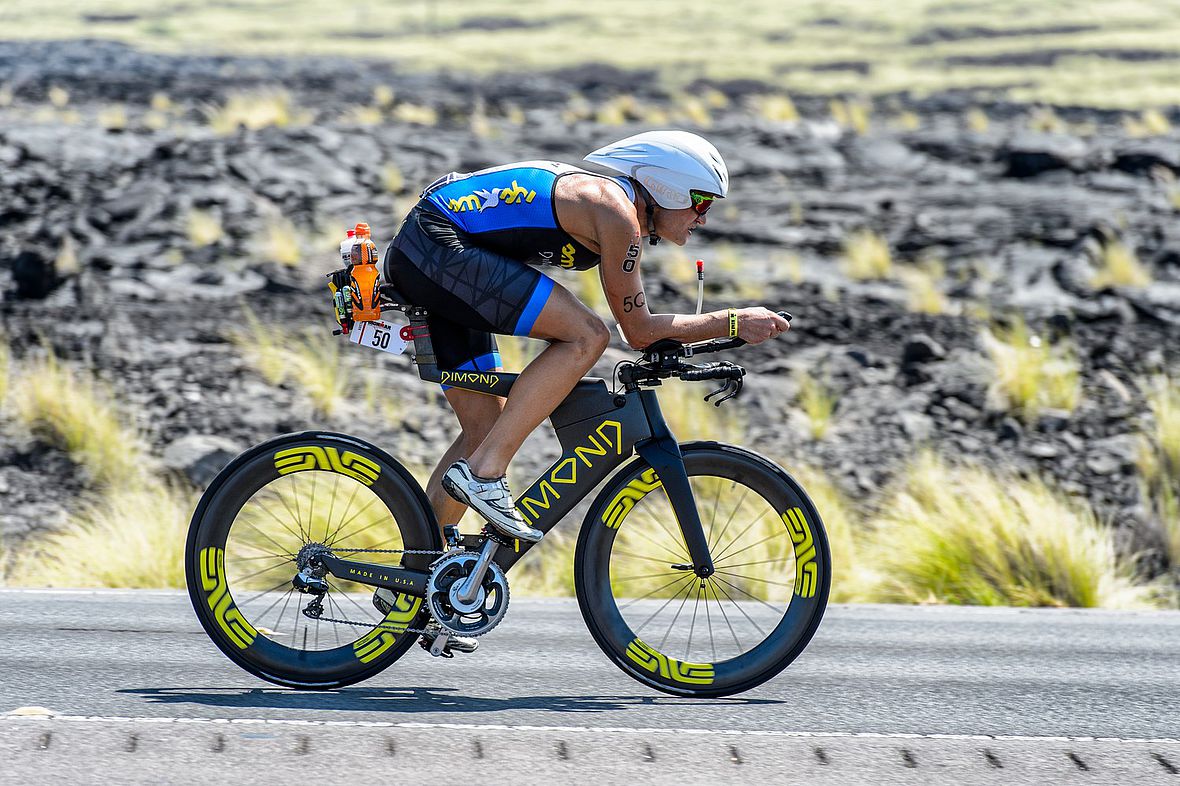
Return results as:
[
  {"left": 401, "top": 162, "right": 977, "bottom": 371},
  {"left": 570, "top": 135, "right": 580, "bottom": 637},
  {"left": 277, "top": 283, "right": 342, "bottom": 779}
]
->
[{"left": 185, "top": 286, "right": 831, "bottom": 697}]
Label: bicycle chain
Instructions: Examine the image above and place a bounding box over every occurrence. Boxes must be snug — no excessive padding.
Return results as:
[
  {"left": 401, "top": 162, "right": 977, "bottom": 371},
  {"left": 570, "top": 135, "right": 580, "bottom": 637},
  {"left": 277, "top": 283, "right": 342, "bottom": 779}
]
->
[{"left": 300, "top": 546, "right": 451, "bottom": 636}]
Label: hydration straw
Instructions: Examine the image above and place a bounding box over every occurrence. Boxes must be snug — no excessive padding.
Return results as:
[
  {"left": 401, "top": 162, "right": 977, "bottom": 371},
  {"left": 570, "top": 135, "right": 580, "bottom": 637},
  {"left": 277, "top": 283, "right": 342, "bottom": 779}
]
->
[{"left": 695, "top": 259, "right": 705, "bottom": 314}]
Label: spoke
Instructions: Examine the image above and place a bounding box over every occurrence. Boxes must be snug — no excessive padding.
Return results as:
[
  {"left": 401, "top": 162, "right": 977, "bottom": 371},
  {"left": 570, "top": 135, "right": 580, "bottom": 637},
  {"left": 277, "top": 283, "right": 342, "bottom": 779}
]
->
[
  {"left": 328, "top": 516, "right": 396, "bottom": 550},
  {"left": 325, "top": 481, "right": 363, "bottom": 545},
  {"left": 327, "top": 592, "right": 368, "bottom": 634},
  {"left": 230, "top": 557, "right": 295, "bottom": 586},
  {"left": 703, "top": 578, "right": 717, "bottom": 662},
  {"left": 706, "top": 578, "right": 743, "bottom": 652},
  {"left": 631, "top": 573, "right": 697, "bottom": 634},
  {"left": 308, "top": 471, "right": 318, "bottom": 542},
  {"left": 237, "top": 576, "right": 297, "bottom": 609},
  {"left": 612, "top": 570, "right": 685, "bottom": 583},
  {"left": 709, "top": 577, "right": 767, "bottom": 640},
  {"left": 714, "top": 569, "right": 797, "bottom": 590},
  {"left": 290, "top": 591, "right": 303, "bottom": 644},
  {"left": 714, "top": 529, "right": 790, "bottom": 566},
  {"left": 272, "top": 588, "right": 297, "bottom": 637},
  {"left": 711, "top": 574, "right": 786, "bottom": 619},
  {"left": 229, "top": 550, "right": 297, "bottom": 562},
  {"left": 290, "top": 476, "right": 305, "bottom": 542},
  {"left": 714, "top": 556, "right": 794, "bottom": 570},
  {"left": 712, "top": 507, "right": 775, "bottom": 564},
  {"left": 239, "top": 502, "right": 304, "bottom": 552},
  {"left": 323, "top": 496, "right": 384, "bottom": 545},
  {"left": 335, "top": 535, "right": 402, "bottom": 557},
  {"left": 234, "top": 516, "right": 299, "bottom": 561},
  {"left": 262, "top": 486, "right": 308, "bottom": 544},
  {"left": 337, "top": 589, "right": 378, "bottom": 622},
  {"left": 620, "top": 524, "right": 691, "bottom": 564},
  {"left": 703, "top": 476, "right": 725, "bottom": 546},
  {"left": 253, "top": 585, "right": 295, "bottom": 624},
  {"left": 613, "top": 549, "right": 682, "bottom": 567},
  {"left": 657, "top": 577, "right": 697, "bottom": 650},
  {"left": 706, "top": 485, "right": 752, "bottom": 554},
  {"left": 618, "top": 572, "right": 697, "bottom": 611},
  {"left": 631, "top": 503, "right": 691, "bottom": 562},
  {"left": 324, "top": 474, "right": 340, "bottom": 543},
  {"left": 685, "top": 580, "right": 703, "bottom": 661},
  {"left": 324, "top": 594, "right": 344, "bottom": 647}
]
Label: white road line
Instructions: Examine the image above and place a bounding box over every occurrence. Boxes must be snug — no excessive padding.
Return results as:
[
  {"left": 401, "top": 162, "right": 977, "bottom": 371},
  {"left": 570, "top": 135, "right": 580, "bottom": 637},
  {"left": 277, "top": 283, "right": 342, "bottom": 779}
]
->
[{"left": 3, "top": 714, "right": 1179, "bottom": 745}]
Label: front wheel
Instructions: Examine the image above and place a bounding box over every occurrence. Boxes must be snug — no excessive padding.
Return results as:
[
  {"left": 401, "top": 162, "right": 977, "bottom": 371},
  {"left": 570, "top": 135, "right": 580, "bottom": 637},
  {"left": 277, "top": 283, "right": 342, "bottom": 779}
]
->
[{"left": 574, "top": 442, "right": 830, "bottom": 698}]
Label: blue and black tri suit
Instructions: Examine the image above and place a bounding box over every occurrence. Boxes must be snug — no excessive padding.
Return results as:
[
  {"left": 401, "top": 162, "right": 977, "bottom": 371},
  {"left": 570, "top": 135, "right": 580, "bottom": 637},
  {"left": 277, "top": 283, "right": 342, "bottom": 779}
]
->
[{"left": 384, "top": 161, "right": 634, "bottom": 376}]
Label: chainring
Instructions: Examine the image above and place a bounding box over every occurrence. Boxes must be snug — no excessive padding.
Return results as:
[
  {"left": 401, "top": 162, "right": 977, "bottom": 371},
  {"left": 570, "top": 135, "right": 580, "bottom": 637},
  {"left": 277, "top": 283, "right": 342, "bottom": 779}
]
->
[{"left": 426, "top": 552, "right": 509, "bottom": 637}]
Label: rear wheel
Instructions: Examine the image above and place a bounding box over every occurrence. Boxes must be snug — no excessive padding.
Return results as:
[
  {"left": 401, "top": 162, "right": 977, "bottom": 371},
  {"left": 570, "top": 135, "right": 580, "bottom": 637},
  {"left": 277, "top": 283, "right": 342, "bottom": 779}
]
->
[
  {"left": 185, "top": 432, "right": 441, "bottom": 689},
  {"left": 574, "top": 442, "right": 830, "bottom": 697}
]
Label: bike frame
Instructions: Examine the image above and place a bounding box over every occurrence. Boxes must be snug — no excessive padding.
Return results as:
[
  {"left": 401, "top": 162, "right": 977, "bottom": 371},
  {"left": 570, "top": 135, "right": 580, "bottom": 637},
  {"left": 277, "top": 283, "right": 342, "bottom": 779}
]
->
[{"left": 318, "top": 305, "right": 717, "bottom": 596}]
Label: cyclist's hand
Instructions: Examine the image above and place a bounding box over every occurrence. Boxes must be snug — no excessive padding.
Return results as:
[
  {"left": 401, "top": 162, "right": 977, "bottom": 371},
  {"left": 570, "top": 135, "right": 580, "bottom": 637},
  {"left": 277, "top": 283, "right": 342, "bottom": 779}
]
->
[{"left": 736, "top": 307, "right": 791, "bottom": 344}]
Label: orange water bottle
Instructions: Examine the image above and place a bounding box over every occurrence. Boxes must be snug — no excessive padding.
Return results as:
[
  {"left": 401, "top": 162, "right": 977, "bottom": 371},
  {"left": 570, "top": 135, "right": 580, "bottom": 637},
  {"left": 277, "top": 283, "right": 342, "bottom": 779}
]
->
[{"left": 349, "top": 222, "right": 381, "bottom": 322}]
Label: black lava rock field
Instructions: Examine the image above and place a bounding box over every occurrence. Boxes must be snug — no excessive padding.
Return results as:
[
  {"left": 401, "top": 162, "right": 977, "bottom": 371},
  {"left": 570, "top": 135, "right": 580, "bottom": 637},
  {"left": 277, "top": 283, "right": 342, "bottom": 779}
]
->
[{"left": 1, "top": 40, "right": 1178, "bottom": 567}]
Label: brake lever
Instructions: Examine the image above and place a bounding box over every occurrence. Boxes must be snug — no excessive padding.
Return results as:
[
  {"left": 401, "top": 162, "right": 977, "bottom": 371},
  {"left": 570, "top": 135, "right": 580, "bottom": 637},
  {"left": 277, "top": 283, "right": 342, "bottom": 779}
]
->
[{"left": 704, "top": 376, "right": 743, "bottom": 406}]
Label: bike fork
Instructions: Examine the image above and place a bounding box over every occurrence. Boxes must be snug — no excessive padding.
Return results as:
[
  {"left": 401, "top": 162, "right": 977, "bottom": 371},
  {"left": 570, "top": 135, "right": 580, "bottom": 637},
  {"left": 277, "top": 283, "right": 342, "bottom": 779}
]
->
[{"left": 636, "top": 436, "right": 715, "bottom": 578}]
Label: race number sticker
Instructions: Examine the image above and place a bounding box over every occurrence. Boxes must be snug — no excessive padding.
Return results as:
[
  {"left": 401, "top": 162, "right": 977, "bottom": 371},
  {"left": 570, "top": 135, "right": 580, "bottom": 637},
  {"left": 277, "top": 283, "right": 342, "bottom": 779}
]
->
[{"left": 348, "top": 319, "right": 408, "bottom": 356}]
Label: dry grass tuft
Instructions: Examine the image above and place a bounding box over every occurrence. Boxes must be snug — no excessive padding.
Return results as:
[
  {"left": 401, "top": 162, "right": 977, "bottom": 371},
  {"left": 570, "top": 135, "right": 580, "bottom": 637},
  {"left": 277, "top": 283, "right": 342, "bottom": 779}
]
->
[
  {"left": 1139, "top": 376, "right": 1180, "bottom": 566},
  {"left": 794, "top": 371, "right": 837, "bottom": 440},
  {"left": 854, "top": 453, "right": 1158, "bottom": 608},
  {"left": 255, "top": 214, "right": 302, "bottom": 267},
  {"left": 7, "top": 483, "right": 192, "bottom": 588},
  {"left": 830, "top": 98, "right": 871, "bottom": 134},
  {"left": 12, "top": 353, "right": 149, "bottom": 488},
  {"left": 1123, "top": 108, "right": 1171, "bottom": 137},
  {"left": 1091, "top": 238, "right": 1151, "bottom": 289},
  {"left": 899, "top": 259, "right": 949, "bottom": 314},
  {"left": 186, "top": 208, "right": 224, "bottom": 248},
  {"left": 392, "top": 102, "right": 439, "bottom": 126},
  {"left": 981, "top": 318, "right": 1081, "bottom": 421},
  {"left": 841, "top": 229, "right": 892, "bottom": 280},
  {"left": 97, "top": 104, "right": 127, "bottom": 130},
  {"left": 204, "top": 90, "right": 312, "bottom": 134}
]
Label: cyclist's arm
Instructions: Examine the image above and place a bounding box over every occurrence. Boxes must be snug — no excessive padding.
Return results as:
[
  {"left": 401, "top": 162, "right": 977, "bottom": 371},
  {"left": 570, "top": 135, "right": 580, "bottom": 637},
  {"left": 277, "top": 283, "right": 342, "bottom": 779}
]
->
[{"left": 593, "top": 209, "right": 733, "bottom": 349}]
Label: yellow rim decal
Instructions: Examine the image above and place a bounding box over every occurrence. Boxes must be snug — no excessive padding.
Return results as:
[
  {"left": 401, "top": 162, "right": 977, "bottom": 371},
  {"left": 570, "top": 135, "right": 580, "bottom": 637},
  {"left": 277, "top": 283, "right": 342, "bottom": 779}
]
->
[
  {"left": 353, "top": 593, "right": 422, "bottom": 663},
  {"left": 199, "top": 547, "right": 259, "bottom": 650},
  {"left": 273, "top": 446, "right": 381, "bottom": 486},
  {"left": 601, "top": 468, "right": 662, "bottom": 529},
  {"left": 783, "top": 507, "right": 817, "bottom": 598},
  {"left": 625, "top": 638, "right": 714, "bottom": 685}
]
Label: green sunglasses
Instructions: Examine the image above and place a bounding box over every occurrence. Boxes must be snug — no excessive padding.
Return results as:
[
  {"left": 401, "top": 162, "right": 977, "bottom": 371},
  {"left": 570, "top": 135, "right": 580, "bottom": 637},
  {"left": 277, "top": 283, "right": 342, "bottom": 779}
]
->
[{"left": 689, "top": 190, "right": 719, "bottom": 216}]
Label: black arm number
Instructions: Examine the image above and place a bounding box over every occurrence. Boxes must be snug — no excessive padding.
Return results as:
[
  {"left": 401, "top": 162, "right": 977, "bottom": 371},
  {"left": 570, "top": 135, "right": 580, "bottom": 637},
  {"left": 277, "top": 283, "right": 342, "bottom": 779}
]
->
[{"left": 623, "top": 293, "right": 646, "bottom": 313}]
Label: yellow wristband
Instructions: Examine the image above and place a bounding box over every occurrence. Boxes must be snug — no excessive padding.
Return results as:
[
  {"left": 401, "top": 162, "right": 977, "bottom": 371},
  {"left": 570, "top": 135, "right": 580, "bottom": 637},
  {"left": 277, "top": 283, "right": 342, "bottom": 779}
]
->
[{"left": 727, "top": 308, "right": 739, "bottom": 338}]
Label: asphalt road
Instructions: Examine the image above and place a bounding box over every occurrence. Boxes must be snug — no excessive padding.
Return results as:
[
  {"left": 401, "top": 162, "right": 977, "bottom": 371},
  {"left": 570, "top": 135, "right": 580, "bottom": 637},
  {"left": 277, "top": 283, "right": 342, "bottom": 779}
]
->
[{"left": 2, "top": 590, "right": 1178, "bottom": 784}]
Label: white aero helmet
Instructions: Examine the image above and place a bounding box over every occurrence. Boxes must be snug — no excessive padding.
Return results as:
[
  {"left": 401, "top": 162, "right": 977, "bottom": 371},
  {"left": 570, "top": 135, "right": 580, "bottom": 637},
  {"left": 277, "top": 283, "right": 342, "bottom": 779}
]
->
[{"left": 584, "top": 130, "right": 729, "bottom": 210}]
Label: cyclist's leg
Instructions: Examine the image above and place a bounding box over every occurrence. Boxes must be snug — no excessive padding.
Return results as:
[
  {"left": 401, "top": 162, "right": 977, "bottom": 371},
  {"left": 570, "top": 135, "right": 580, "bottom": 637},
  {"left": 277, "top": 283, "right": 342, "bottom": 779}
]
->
[
  {"left": 466, "top": 283, "right": 609, "bottom": 479},
  {"left": 425, "top": 387, "right": 505, "bottom": 530}
]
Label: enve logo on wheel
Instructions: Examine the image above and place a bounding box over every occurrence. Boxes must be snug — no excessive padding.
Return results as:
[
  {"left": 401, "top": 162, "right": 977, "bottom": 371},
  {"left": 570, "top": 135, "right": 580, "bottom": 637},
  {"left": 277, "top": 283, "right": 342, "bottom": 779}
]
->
[
  {"left": 199, "top": 547, "right": 258, "bottom": 650},
  {"left": 625, "top": 638, "right": 715, "bottom": 685},
  {"left": 783, "top": 507, "right": 818, "bottom": 598},
  {"left": 273, "top": 446, "right": 381, "bottom": 486},
  {"left": 354, "top": 593, "right": 422, "bottom": 663}
]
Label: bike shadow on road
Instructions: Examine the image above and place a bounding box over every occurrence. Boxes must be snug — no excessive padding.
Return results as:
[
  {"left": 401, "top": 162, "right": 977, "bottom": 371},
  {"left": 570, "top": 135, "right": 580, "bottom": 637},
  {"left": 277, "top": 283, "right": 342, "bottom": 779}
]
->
[{"left": 121, "top": 687, "right": 782, "bottom": 714}]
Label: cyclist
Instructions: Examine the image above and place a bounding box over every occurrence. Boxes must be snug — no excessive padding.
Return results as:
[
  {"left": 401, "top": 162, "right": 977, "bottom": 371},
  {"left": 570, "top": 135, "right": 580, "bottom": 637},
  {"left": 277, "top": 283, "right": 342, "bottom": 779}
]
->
[{"left": 377, "top": 131, "right": 790, "bottom": 651}]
